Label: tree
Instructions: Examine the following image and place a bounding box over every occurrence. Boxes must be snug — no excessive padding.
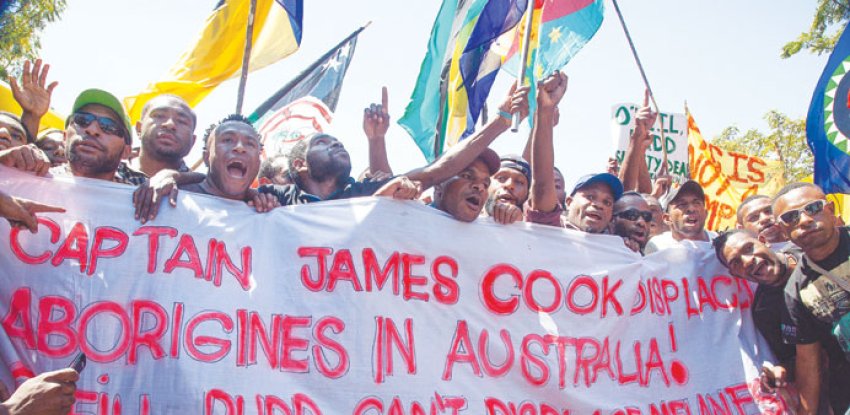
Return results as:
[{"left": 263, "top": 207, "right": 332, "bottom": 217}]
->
[
  {"left": 712, "top": 110, "right": 813, "bottom": 183},
  {"left": 0, "top": 0, "right": 66, "bottom": 79},
  {"left": 782, "top": 0, "right": 850, "bottom": 58}
]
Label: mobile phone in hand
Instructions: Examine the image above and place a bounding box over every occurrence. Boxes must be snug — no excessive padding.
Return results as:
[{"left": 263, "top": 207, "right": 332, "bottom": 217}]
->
[{"left": 69, "top": 353, "right": 86, "bottom": 373}]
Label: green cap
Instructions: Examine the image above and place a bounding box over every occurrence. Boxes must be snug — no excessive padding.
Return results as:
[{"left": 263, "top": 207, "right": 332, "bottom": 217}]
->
[{"left": 69, "top": 89, "right": 132, "bottom": 144}]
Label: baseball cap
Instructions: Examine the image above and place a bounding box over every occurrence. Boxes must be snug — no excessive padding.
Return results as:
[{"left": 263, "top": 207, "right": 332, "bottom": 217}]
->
[
  {"left": 476, "top": 148, "right": 500, "bottom": 175},
  {"left": 499, "top": 154, "right": 531, "bottom": 182},
  {"left": 68, "top": 89, "right": 132, "bottom": 144},
  {"left": 570, "top": 173, "right": 624, "bottom": 201},
  {"left": 661, "top": 180, "right": 705, "bottom": 211}
]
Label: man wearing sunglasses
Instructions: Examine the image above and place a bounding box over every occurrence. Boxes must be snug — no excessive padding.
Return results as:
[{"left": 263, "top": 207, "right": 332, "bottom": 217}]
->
[
  {"left": 56, "top": 89, "right": 135, "bottom": 183},
  {"left": 611, "top": 191, "right": 652, "bottom": 253},
  {"left": 773, "top": 182, "right": 850, "bottom": 415}
]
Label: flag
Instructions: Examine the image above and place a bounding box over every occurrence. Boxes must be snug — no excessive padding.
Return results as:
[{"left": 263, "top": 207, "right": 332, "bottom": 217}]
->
[
  {"left": 398, "top": 0, "right": 488, "bottom": 162},
  {"left": 442, "top": 0, "right": 528, "bottom": 150},
  {"left": 687, "top": 109, "right": 784, "bottom": 231},
  {"left": 123, "top": 0, "right": 303, "bottom": 123},
  {"left": 807, "top": 23, "right": 850, "bottom": 194},
  {"left": 248, "top": 27, "right": 362, "bottom": 158},
  {"left": 502, "top": 0, "right": 604, "bottom": 119}
]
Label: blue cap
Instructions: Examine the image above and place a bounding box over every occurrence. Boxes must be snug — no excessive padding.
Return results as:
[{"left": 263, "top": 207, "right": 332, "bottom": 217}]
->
[{"left": 570, "top": 173, "right": 624, "bottom": 201}]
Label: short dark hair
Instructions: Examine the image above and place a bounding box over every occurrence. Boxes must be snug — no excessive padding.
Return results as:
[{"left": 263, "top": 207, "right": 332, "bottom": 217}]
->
[
  {"left": 258, "top": 154, "right": 288, "bottom": 181},
  {"left": 140, "top": 94, "right": 197, "bottom": 128},
  {"left": 772, "top": 182, "right": 823, "bottom": 209},
  {"left": 711, "top": 229, "right": 756, "bottom": 267},
  {"left": 203, "top": 113, "right": 257, "bottom": 149},
  {"left": 286, "top": 140, "right": 312, "bottom": 179},
  {"left": 736, "top": 194, "right": 770, "bottom": 224}
]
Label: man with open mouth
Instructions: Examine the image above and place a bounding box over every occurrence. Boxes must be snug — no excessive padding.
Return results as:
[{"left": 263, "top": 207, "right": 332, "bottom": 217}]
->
[
  {"left": 736, "top": 194, "right": 791, "bottom": 250},
  {"left": 644, "top": 180, "right": 716, "bottom": 254},
  {"left": 177, "top": 114, "right": 276, "bottom": 212},
  {"left": 432, "top": 148, "right": 500, "bottom": 223},
  {"left": 773, "top": 182, "right": 850, "bottom": 415}
]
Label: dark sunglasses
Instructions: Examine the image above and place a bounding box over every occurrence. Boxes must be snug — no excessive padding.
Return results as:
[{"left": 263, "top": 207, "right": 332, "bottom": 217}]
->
[
  {"left": 614, "top": 208, "right": 653, "bottom": 222},
  {"left": 778, "top": 199, "right": 826, "bottom": 226},
  {"left": 72, "top": 112, "right": 127, "bottom": 141}
]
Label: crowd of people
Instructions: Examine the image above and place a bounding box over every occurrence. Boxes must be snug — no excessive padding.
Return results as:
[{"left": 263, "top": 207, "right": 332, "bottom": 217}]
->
[{"left": 1, "top": 59, "right": 849, "bottom": 415}]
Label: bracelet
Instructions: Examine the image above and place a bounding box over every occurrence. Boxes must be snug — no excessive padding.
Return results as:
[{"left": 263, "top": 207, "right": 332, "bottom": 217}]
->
[{"left": 498, "top": 110, "right": 512, "bottom": 122}]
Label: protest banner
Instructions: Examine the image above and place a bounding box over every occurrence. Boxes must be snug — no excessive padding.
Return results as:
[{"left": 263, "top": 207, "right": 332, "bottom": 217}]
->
[
  {"left": 687, "top": 111, "right": 784, "bottom": 231},
  {"left": 611, "top": 103, "right": 689, "bottom": 182},
  {"left": 0, "top": 167, "right": 787, "bottom": 414}
]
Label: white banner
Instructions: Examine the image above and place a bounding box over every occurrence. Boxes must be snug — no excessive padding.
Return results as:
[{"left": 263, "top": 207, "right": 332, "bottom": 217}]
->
[
  {"left": 0, "top": 167, "right": 787, "bottom": 414},
  {"left": 611, "top": 103, "right": 689, "bottom": 183}
]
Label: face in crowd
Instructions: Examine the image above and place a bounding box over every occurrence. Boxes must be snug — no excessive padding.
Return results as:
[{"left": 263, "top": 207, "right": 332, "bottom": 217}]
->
[
  {"left": 488, "top": 166, "right": 529, "bottom": 209},
  {"left": 716, "top": 231, "right": 788, "bottom": 287},
  {"left": 612, "top": 193, "right": 652, "bottom": 249},
  {"left": 566, "top": 181, "right": 615, "bottom": 234},
  {"left": 0, "top": 112, "right": 28, "bottom": 151},
  {"left": 298, "top": 134, "right": 352, "bottom": 184},
  {"left": 137, "top": 95, "right": 196, "bottom": 163},
  {"left": 773, "top": 184, "right": 838, "bottom": 254},
  {"left": 553, "top": 168, "right": 566, "bottom": 209},
  {"left": 36, "top": 129, "right": 67, "bottom": 166},
  {"left": 435, "top": 158, "right": 492, "bottom": 223},
  {"left": 737, "top": 196, "right": 786, "bottom": 244},
  {"left": 643, "top": 195, "right": 668, "bottom": 237},
  {"left": 66, "top": 104, "right": 130, "bottom": 177},
  {"left": 665, "top": 189, "right": 707, "bottom": 240},
  {"left": 205, "top": 120, "right": 261, "bottom": 200}
]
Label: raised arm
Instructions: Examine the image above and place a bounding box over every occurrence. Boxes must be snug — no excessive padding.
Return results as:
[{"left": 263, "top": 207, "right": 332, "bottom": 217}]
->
[
  {"left": 363, "top": 87, "right": 393, "bottom": 176},
  {"left": 404, "top": 83, "right": 530, "bottom": 189},
  {"left": 529, "top": 72, "right": 568, "bottom": 213},
  {"left": 619, "top": 90, "right": 655, "bottom": 193},
  {"left": 9, "top": 59, "right": 58, "bottom": 142}
]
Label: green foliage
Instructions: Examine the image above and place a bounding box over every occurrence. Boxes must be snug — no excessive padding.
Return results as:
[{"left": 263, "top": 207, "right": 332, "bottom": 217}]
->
[
  {"left": 0, "top": 0, "right": 66, "bottom": 79},
  {"left": 782, "top": 0, "right": 850, "bottom": 58},
  {"left": 712, "top": 111, "right": 813, "bottom": 183}
]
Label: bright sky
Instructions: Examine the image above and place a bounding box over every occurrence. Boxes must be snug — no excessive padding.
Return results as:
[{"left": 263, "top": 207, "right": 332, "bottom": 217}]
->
[{"left": 36, "top": 0, "right": 827, "bottom": 186}]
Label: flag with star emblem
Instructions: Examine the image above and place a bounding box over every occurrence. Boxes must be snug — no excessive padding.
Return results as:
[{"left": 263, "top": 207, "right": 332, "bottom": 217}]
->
[
  {"left": 807, "top": 23, "right": 850, "bottom": 194},
  {"left": 503, "top": 0, "right": 604, "bottom": 119},
  {"left": 248, "top": 27, "right": 362, "bottom": 157}
]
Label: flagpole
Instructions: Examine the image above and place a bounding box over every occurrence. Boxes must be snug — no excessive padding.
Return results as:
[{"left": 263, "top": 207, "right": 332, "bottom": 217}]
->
[
  {"left": 611, "top": 0, "right": 669, "bottom": 174},
  {"left": 512, "top": 1, "right": 536, "bottom": 133},
  {"left": 248, "top": 22, "right": 372, "bottom": 120},
  {"left": 236, "top": 0, "right": 259, "bottom": 114}
]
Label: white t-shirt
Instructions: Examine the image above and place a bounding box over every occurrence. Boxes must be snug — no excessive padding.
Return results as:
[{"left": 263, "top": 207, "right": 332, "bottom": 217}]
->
[{"left": 644, "top": 230, "right": 718, "bottom": 254}]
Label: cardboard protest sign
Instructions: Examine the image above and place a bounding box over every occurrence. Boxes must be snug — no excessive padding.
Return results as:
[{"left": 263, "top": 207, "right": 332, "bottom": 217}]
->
[
  {"left": 0, "top": 167, "right": 790, "bottom": 414},
  {"left": 687, "top": 112, "right": 785, "bottom": 231},
  {"left": 611, "top": 103, "right": 689, "bottom": 182}
]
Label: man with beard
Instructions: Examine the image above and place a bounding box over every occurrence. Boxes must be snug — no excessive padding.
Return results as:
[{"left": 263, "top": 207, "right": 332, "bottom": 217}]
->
[
  {"left": 483, "top": 154, "right": 530, "bottom": 224},
  {"left": 611, "top": 191, "right": 652, "bottom": 253},
  {"left": 774, "top": 182, "right": 850, "bottom": 415},
  {"left": 645, "top": 180, "right": 716, "bottom": 253},
  {"left": 712, "top": 230, "right": 807, "bottom": 403},
  {"left": 258, "top": 83, "right": 529, "bottom": 207},
  {"left": 126, "top": 94, "right": 197, "bottom": 179},
  {"left": 432, "top": 148, "right": 500, "bottom": 222},
  {"left": 54, "top": 89, "right": 134, "bottom": 183},
  {"left": 737, "top": 194, "right": 791, "bottom": 249},
  {"left": 525, "top": 71, "right": 623, "bottom": 234},
  {"left": 643, "top": 194, "right": 669, "bottom": 237}
]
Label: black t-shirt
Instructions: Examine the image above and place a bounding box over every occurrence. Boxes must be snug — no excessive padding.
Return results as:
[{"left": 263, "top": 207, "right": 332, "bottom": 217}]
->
[
  {"left": 753, "top": 283, "right": 796, "bottom": 371},
  {"left": 782, "top": 227, "right": 850, "bottom": 414},
  {"left": 258, "top": 177, "right": 391, "bottom": 206}
]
